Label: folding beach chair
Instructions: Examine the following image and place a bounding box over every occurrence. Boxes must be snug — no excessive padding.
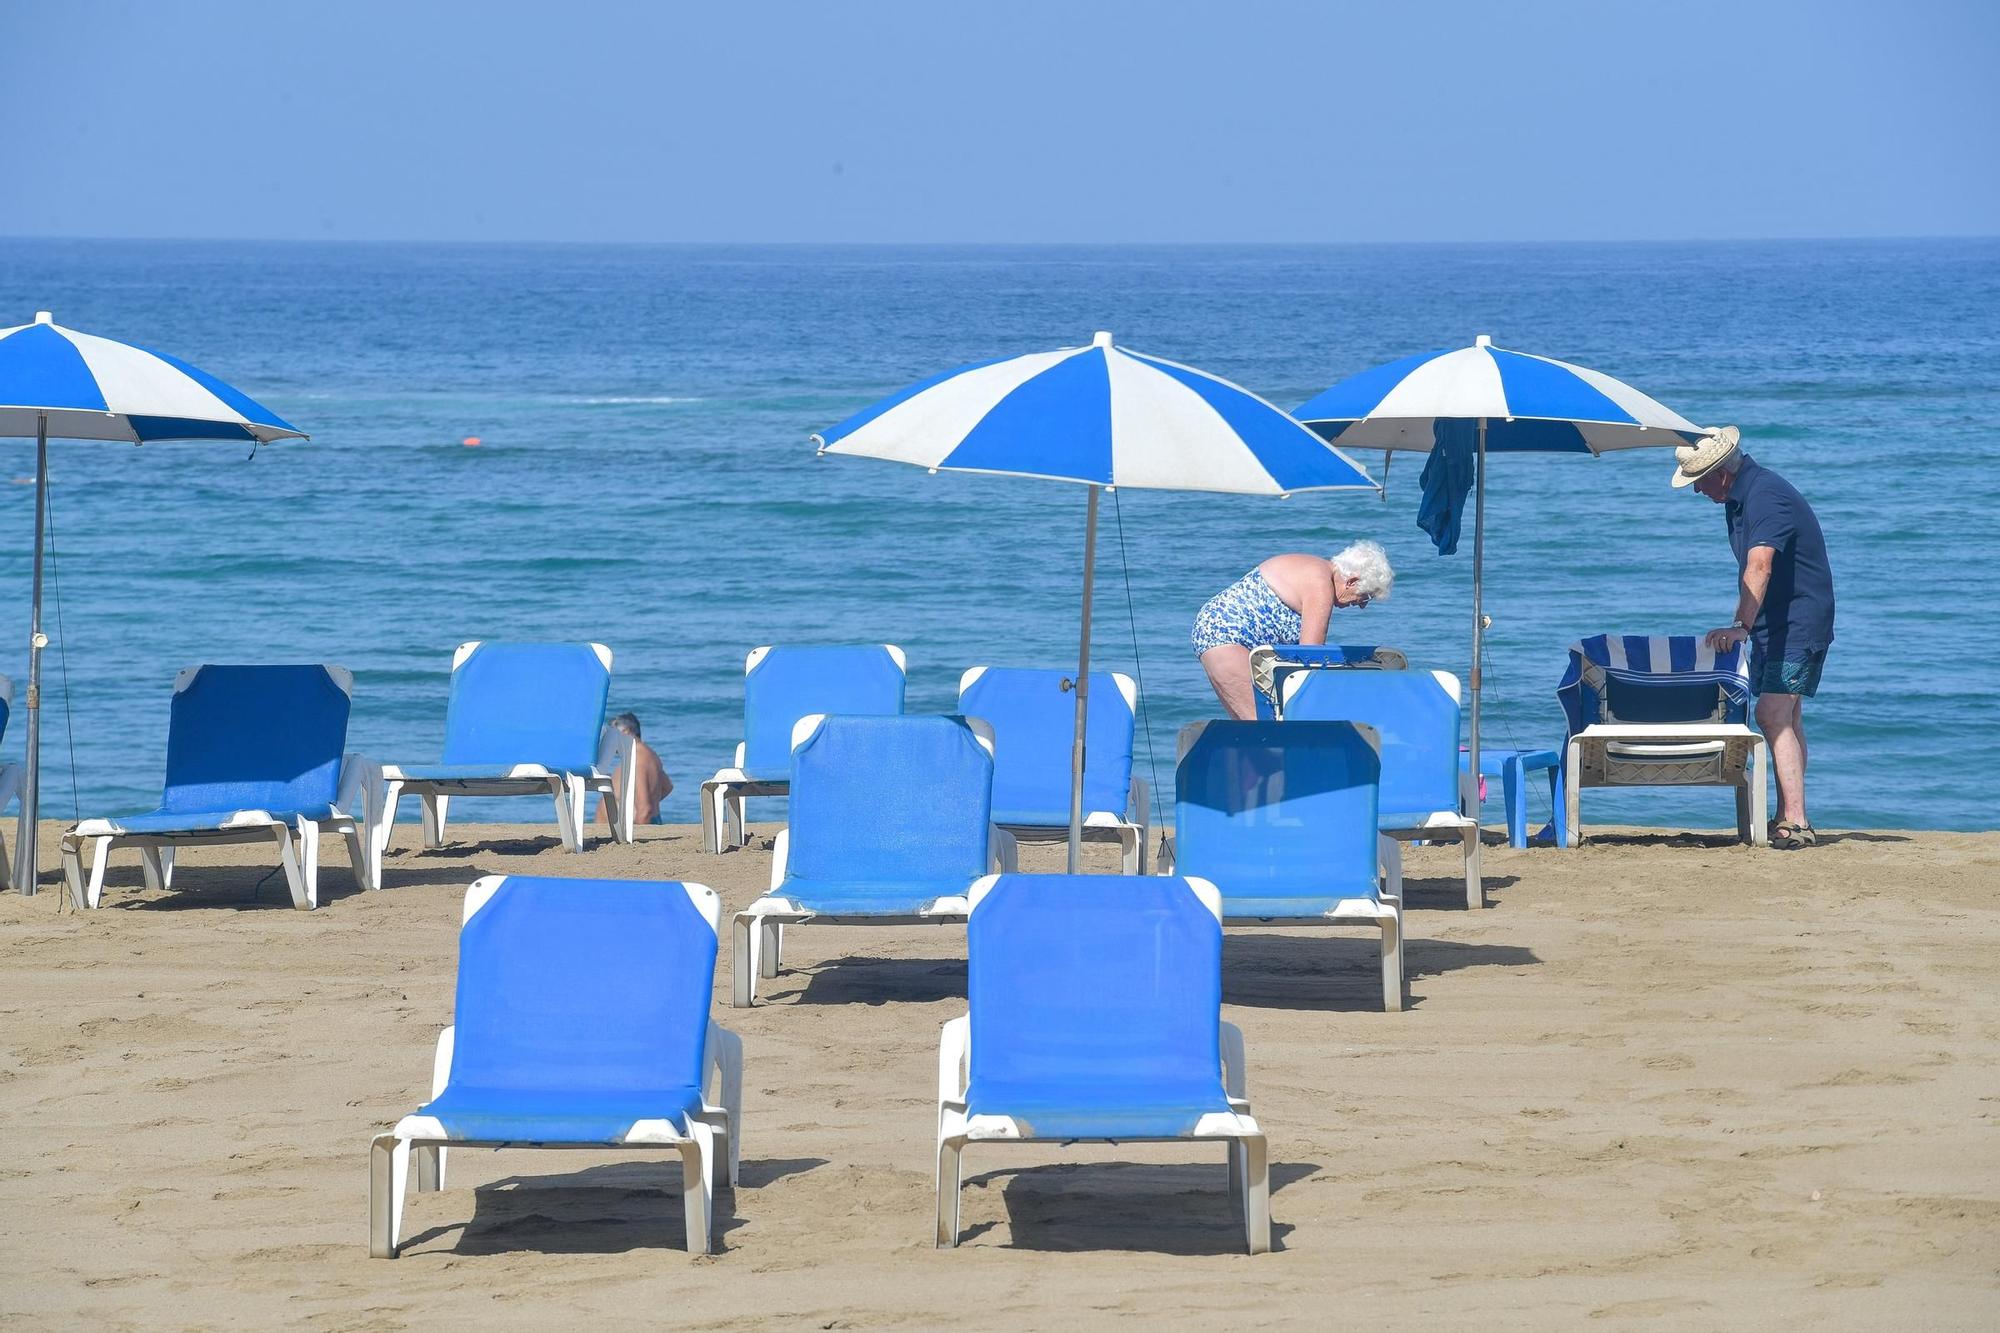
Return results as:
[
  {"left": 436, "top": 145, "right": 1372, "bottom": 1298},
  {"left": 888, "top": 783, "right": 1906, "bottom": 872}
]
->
[
  {"left": 1278, "top": 668, "right": 1484, "bottom": 910},
  {"left": 731, "top": 713, "right": 1015, "bottom": 1007},
  {"left": 1247, "top": 643, "right": 1409, "bottom": 720},
  {"left": 957, "top": 666, "right": 1150, "bottom": 873},
  {"left": 58, "top": 665, "right": 377, "bottom": 910},
  {"left": 935, "top": 873, "right": 1271, "bottom": 1254},
  {"left": 701, "top": 644, "right": 906, "bottom": 853},
  {"left": 370, "top": 642, "right": 634, "bottom": 878},
  {"left": 1557, "top": 634, "right": 1769, "bottom": 846},
  {"left": 1163, "top": 719, "right": 1405, "bottom": 1011},
  {"left": 370, "top": 875, "right": 744, "bottom": 1258}
]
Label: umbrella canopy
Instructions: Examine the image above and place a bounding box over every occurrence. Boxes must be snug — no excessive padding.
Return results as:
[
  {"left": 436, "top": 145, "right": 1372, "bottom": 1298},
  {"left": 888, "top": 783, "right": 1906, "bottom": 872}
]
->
[
  {"left": 1296, "top": 336, "right": 1702, "bottom": 453},
  {"left": 817, "top": 331, "right": 1376, "bottom": 870},
  {"left": 816, "top": 331, "right": 1373, "bottom": 494},
  {"left": 3, "top": 311, "right": 307, "bottom": 895},
  {"left": 1295, "top": 334, "right": 1704, "bottom": 844},
  {"left": 0, "top": 312, "right": 305, "bottom": 443}
]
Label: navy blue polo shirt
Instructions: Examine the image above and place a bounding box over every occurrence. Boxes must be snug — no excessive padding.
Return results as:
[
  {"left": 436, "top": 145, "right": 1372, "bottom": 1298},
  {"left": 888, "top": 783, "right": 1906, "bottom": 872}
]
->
[{"left": 1726, "top": 454, "right": 1835, "bottom": 660}]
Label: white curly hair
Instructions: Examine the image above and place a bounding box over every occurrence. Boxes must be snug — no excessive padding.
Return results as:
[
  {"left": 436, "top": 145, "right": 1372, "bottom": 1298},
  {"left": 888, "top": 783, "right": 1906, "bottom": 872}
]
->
[{"left": 1330, "top": 539, "right": 1394, "bottom": 601}]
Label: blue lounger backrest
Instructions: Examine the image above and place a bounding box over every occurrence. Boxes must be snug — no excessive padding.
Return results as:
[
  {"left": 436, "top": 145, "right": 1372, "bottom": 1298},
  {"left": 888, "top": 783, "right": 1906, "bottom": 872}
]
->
[
  {"left": 440, "top": 641, "right": 611, "bottom": 773},
  {"left": 1281, "top": 669, "right": 1459, "bottom": 818},
  {"left": 1175, "top": 720, "right": 1380, "bottom": 895},
  {"left": 741, "top": 645, "right": 905, "bottom": 781},
  {"left": 959, "top": 667, "right": 1133, "bottom": 825},
  {"left": 965, "top": 875, "right": 1224, "bottom": 1132},
  {"left": 448, "top": 877, "right": 715, "bottom": 1097},
  {"left": 786, "top": 714, "right": 991, "bottom": 886},
  {"left": 1604, "top": 676, "right": 1728, "bottom": 724},
  {"left": 157, "top": 665, "right": 351, "bottom": 817}
]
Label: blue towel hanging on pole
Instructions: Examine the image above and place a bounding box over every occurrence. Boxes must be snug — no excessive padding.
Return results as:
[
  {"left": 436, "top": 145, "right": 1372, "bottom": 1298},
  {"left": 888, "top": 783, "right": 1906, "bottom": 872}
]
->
[{"left": 1417, "top": 419, "right": 1476, "bottom": 555}]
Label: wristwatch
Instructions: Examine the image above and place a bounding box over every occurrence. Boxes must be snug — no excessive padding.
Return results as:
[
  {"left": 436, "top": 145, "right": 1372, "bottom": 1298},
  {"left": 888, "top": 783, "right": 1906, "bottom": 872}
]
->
[{"left": 1730, "top": 620, "right": 1748, "bottom": 632}]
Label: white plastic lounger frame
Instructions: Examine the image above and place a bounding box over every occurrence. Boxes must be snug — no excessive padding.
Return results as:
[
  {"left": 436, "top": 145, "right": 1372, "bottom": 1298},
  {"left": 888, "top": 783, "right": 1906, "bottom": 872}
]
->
[
  {"left": 0, "top": 673, "right": 19, "bottom": 891},
  {"left": 1281, "top": 667, "right": 1482, "bottom": 911},
  {"left": 369, "top": 877, "right": 745, "bottom": 1259},
  {"left": 730, "top": 714, "right": 1016, "bottom": 1007},
  {"left": 58, "top": 668, "right": 381, "bottom": 911},
  {"left": 957, "top": 667, "right": 1151, "bottom": 875},
  {"left": 368, "top": 643, "right": 636, "bottom": 880},
  {"left": 701, "top": 645, "right": 908, "bottom": 854},
  {"left": 935, "top": 876, "right": 1271, "bottom": 1254}
]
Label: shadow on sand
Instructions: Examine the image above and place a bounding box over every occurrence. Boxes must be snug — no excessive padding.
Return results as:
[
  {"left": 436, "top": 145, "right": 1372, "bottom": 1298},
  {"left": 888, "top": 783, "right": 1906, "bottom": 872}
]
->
[{"left": 957, "top": 1158, "right": 1318, "bottom": 1254}]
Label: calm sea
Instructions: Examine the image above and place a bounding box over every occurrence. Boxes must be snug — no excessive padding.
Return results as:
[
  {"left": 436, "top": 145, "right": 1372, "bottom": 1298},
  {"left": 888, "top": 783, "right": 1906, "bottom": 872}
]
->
[{"left": 2, "top": 239, "right": 1995, "bottom": 833}]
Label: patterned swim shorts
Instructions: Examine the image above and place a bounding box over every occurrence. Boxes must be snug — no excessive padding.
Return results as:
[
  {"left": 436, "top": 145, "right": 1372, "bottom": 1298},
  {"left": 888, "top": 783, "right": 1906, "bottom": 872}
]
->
[
  {"left": 1750, "top": 644, "right": 1828, "bottom": 698},
  {"left": 1191, "top": 569, "right": 1302, "bottom": 658}
]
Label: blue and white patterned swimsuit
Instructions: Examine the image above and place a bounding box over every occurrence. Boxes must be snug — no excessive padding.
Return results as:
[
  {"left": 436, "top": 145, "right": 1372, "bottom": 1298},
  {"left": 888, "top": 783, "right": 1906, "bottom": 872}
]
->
[{"left": 1191, "top": 568, "right": 1302, "bottom": 658}]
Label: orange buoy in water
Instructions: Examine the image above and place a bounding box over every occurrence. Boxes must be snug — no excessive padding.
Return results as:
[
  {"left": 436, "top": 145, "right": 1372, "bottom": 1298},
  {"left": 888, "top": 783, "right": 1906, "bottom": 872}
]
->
[{"left": 462, "top": 436, "right": 482, "bottom": 447}]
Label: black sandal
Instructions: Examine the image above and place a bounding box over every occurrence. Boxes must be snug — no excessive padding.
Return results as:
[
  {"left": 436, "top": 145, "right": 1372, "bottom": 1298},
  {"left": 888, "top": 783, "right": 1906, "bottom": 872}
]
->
[{"left": 1771, "top": 821, "right": 1817, "bottom": 850}]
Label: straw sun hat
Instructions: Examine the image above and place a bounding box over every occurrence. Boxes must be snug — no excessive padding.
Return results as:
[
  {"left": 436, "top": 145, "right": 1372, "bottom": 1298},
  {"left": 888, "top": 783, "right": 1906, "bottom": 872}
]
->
[{"left": 1670, "top": 425, "right": 1741, "bottom": 488}]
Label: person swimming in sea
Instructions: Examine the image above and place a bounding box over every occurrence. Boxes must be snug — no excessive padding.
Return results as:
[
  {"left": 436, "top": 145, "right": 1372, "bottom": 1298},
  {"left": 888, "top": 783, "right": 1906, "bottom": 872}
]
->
[{"left": 1191, "top": 540, "right": 1395, "bottom": 719}]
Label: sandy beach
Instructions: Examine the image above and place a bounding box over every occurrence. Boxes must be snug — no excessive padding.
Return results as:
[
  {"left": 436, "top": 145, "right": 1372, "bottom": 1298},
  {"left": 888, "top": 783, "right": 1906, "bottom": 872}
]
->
[{"left": 1, "top": 819, "right": 1995, "bottom": 1329}]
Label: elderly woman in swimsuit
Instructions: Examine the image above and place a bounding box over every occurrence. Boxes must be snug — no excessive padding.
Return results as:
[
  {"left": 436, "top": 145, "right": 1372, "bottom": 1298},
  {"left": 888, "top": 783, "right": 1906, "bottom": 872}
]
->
[{"left": 1191, "top": 540, "right": 1395, "bottom": 719}]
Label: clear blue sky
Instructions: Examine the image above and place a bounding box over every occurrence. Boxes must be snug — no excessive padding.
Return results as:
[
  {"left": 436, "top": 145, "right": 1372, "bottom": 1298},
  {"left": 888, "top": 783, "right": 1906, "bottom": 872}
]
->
[{"left": 3, "top": 0, "right": 1995, "bottom": 243}]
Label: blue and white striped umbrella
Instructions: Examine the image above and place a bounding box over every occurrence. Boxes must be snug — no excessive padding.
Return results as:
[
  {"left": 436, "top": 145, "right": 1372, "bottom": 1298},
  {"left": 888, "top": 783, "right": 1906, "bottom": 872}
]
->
[
  {"left": 3, "top": 311, "right": 307, "bottom": 897},
  {"left": 814, "top": 331, "right": 1376, "bottom": 870},
  {"left": 0, "top": 311, "right": 305, "bottom": 443},
  {"left": 815, "top": 331, "right": 1376, "bottom": 494},
  {"left": 1294, "top": 334, "right": 1708, "bottom": 836},
  {"left": 1294, "top": 334, "right": 1703, "bottom": 454}
]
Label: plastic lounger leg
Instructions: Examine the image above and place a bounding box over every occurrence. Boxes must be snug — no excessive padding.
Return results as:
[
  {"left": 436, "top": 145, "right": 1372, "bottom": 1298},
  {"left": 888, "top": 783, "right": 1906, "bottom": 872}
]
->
[
  {"left": 1227, "top": 1139, "right": 1244, "bottom": 1214},
  {"left": 413, "top": 1143, "right": 442, "bottom": 1193},
  {"left": 60, "top": 838, "right": 85, "bottom": 908},
  {"left": 138, "top": 847, "right": 166, "bottom": 892},
  {"left": 712, "top": 1027, "right": 744, "bottom": 1185},
  {"left": 935, "top": 1139, "right": 964, "bottom": 1248},
  {"left": 341, "top": 821, "right": 371, "bottom": 892},
  {"left": 419, "top": 794, "right": 448, "bottom": 849},
  {"left": 1240, "top": 1133, "right": 1271, "bottom": 1255},
  {"left": 84, "top": 835, "right": 113, "bottom": 909},
  {"left": 1750, "top": 741, "right": 1769, "bottom": 847},
  {"left": 1463, "top": 829, "right": 1482, "bottom": 911},
  {"left": 372, "top": 779, "right": 402, "bottom": 885},
  {"left": 699, "top": 783, "right": 722, "bottom": 855},
  {"left": 159, "top": 846, "right": 175, "bottom": 888},
  {"left": 1564, "top": 739, "right": 1584, "bottom": 848},
  {"left": 1381, "top": 916, "right": 1404, "bottom": 1013},
  {"left": 368, "top": 1134, "right": 406, "bottom": 1258},
  {"left": 275, "top": 824, "right": 312, "bottom": 910},
  {"left": 732, "top": 914, "right": 758, "bottom": 1008},
  {"left": 759, "top": 921, "right": 782, "bottom": 979},
  {"left": 680, "top": 1129, "right": 713, "bottom": 1256}
]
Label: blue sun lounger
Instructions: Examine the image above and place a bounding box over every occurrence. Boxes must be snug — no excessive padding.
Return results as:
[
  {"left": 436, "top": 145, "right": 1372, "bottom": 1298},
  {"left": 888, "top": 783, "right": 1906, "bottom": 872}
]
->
[
  {"left": 0, "top": 674, "right": 21, "bottom": 890},
  {"left": 731, "top": 713, "right": 1015, "bottom": 1007},
  {"left": 1163, "top": 719, "right": 1405, "bottom": 1011},
  {"left": 702, "top": 644, "right": 906, "bottom": 853},
  {"left": 935, "top": 874, "right": 1271, "bottom": 1254},
  {"left": 957, "top": 666, "right": 1150, "bottom": 873},
  {"left": 1279, "top": 668, "right": 1484, "bottom": 910},
  {"left": 370, "top": 875, "right": 745, "bottom": 1259},
  {"left": 58, "top": 665, "right": 378, "bottom": 910},
  {"left": 371, "top": 642, "right": 635, "bottom": 878}
]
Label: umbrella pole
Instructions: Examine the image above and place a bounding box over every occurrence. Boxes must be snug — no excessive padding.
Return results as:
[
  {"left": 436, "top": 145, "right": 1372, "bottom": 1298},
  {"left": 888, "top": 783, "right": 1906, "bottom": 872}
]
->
[
  {"left": 1467, "top": 417, "right": 1487, "bottom": 824},
  {"left": 15, "top": 414, "right": 47, "bottom": 895},
  {"left": 1067, "top": 484, "right": 1100, "bottom": 873}
]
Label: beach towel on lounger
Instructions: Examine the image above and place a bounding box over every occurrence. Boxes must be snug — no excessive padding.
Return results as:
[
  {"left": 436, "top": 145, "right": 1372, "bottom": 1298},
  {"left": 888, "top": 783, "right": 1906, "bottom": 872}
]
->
[{"left": 1557, "top": 634, "right": 1750, "bottom": 744}]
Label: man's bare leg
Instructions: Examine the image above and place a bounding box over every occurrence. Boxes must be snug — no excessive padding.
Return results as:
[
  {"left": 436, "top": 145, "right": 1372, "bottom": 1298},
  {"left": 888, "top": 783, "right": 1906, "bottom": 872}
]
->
[
  {"left": 1200, "top": 645, "right": 1259, "bottom": 720},
  {"left": 1756, "top": 691, "right": 1807, "bottom": 825}
]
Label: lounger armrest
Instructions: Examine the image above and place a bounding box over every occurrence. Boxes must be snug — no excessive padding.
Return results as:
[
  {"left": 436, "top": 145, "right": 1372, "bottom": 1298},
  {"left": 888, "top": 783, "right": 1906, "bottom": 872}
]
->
[
  {"left": 733, "top": 742, "right": 747, "bottom": 769},
  {"left": 1219, "top": 1021, "right": 1248, "bottom": 1101},
  {"left": 1129, "top": 773, "right": 1151, "bottom": 832},
  {"left": 769, "top": 829, "right": 789, "bottom": 892},
  {"left": 989, "top": 827, "right": 1018, "bottom": 873},
  {"left": 705, "top": 1020, "right": 744, "bottom": 1113},
  {"left": 1156, "top": 833, "right": 1176, "bottom": 876},
  {"left": 597, "top": 724, "right": 639, "bottom": 840},
  {"left": 430, "top": 1026, "right": 456, "bottom": 1100},
  {"left": 937, "top": 1014, "right": 971, "bottom": 1110},
  {"left": 338, "top": 753, "right": 385, "bottom": 822}
]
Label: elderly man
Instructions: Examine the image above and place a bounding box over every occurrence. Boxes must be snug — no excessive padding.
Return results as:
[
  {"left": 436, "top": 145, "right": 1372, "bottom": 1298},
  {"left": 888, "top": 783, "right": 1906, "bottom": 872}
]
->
[
  {"left": 1191, "top": 539, "right": 1395, "bottom": 719},
  {"left": 1673, "top": 427, "right": 1834, "bottom": 849}
]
